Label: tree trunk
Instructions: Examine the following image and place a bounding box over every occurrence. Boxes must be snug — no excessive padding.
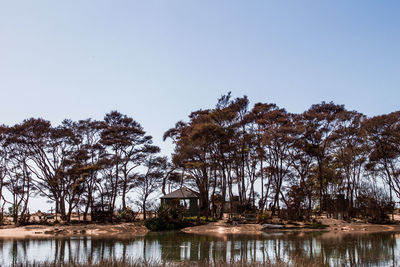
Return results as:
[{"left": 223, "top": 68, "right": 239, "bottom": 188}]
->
[
  {"left": 83, "top": 194, "right": 91, "bottom": 222},
  {"left": 60, "top": 196, "right": 66, "bottom": 219},
  {"left": 121, "top": 181, "right": 127, "bottom": 210},
  {"left": 143, "top": 201, "right": 147, "bottom": 220}
]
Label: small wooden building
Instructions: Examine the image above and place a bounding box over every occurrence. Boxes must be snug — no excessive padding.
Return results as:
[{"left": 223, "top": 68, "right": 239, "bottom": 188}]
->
[{"left": 160, "top": 187, "right": 199, "bottom": 217}]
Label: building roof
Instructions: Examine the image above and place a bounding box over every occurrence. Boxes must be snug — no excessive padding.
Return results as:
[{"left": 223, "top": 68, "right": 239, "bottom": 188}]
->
[{"left": 160, "top": 187, "right": 199, "bottom": 199}]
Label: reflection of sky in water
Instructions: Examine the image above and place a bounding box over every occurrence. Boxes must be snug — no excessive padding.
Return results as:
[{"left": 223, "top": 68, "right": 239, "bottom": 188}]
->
[{"left": 0, "top": 232, "right": 399, "bottom": 266}]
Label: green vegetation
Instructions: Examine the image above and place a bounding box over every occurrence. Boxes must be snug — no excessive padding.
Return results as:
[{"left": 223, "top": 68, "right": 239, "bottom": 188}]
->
[
  {"left": 117, "top": 207, "right": 137, "bottom": 222},
  {"left": 144, "top": 217, "right": 191, "bottom": 231},
  {"left": 183, "top": 216, "right": 217, "bottom": 223},
  {"left": 144, "top": 204, "right": 216, "bottom": 231},
  {"left": 256, "top": 212, "right": 271, "bottom": 224},
  {"left": 304, "top": 222, "right": 329, "bottom": 229}
]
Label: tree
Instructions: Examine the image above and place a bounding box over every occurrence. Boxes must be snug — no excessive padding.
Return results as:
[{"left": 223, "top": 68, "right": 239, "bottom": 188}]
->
[
  {"left": 164, "top": 109, "right": 218, "bottom": 217},
  {"left": 134, "top": 156, "right": 166, "bottom": 220},
  {"left": 9, "top": 118, "right": 75, "bottom": 219},
  {"left": 364, "top": 111, "right": 400, "bottom": 219},
  {"left": 100, "top": 111, "right": 157, "bottom": 213},
  {"left": 288, "top": 115, "right": 315, "bottom": 218},
  {"left": 0, "top": 126, "right": 10, "bottom": 221},
  {"left": 3, "top": 129, "right": 33, "bottom": 224},
  {"left": 332, "top": 111, "right": 367, "bottom": 214},
  {"left": 249, "top": 103, "right": 294, "bottom": 215},
  {"left": 68, "top": 119, "right": 104, "bottom": 221},
  {"left": 301, "top": 102, "right": 347, "bottom": 213}
]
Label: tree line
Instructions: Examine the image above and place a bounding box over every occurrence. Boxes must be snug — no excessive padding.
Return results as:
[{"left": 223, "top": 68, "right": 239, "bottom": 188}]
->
[
  {"left": 0, "top": 111, "right": 166, "bottom": 223},
  {"left": 164, "top": 93, "right": 400, "bottom": 221},
  {"left": 0, "top": 94, "right": 399, "bottom": 224}
]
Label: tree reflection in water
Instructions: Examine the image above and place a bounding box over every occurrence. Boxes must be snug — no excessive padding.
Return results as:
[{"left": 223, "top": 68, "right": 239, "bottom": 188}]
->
[{"left": 0, "top": 232, "right": 398, "bottom": 266}]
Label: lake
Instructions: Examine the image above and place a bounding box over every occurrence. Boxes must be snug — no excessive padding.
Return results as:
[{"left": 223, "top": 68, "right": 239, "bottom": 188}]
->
[{"left": 0, "top": 231, "right": 399, "bottom": 266}]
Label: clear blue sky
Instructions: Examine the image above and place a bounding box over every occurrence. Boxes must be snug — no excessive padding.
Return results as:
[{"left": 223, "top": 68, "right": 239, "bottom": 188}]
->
[{"left": 1, "top": 0, "right": 399, "bottom": 156}]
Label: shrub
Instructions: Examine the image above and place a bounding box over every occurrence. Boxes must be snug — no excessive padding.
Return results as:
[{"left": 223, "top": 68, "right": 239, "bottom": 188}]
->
[
  {"left": 304, "top": 221, "right": 328, "bottom": 229},
  {"left": 144, "top": 205, "right": 217, "bottom": 231},
  {"left": 144, "top": 217, "right": 193, "bottom": 231},
  {"left": 355, "top": 184, "right": 394, "bottom": 223},
  {"left": 118, "top": 207, "right": 137, "bottom": 222},
  {"left": 237, "top": 203, "right": 255, "bottom": 214},
  {"left": 144, "top": 217, "right": 171, "bottom": 231},
  {"left": 183, "top": 216, "right": 217, "bottom": 223},
  {"left": 256, "top": 212, "right": 271, "bottom": 224}
]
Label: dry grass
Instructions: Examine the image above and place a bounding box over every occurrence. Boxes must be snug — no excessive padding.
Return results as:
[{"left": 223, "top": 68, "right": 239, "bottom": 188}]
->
[{"left": 14, "top": 257, "right": 321, "bottom": 267}]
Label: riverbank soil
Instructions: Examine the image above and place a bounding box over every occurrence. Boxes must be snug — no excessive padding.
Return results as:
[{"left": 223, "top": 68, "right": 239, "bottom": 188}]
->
[
  {"left": 0, "top": 223, "right": 149, "bottom": 238},
  {"left": 182, "top": 215, "right": 400, "bottom": 235},
  {"left": 319, "top": 216, "right": 400, "bottom": 233},
  {"left": 182, "top": 220, "right": 264, "bottom": 235},
  {"left": 1, "top": 214, "right": 400, "bottom": 239}
]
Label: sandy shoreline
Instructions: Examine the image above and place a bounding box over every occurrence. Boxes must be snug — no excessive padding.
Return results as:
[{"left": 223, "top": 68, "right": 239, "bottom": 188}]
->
[
  {"left": 0, "top": 223, "right": 149, "bottom": 239},
  {"left": 1, "top": 218, "right": 400, "bottom": 239},
  {"left": 181, "top": 218, "right": 400, "bottom": 236}
]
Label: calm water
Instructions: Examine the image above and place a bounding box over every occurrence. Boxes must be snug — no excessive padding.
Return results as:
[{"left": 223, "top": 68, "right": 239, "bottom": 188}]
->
[{"left": 0, "top": 231, "right": 399, "bottom": 266}]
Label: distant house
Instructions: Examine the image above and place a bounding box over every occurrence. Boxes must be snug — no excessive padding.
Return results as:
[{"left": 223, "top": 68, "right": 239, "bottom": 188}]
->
[{"left": 160, "top": 187, "right": 199, "bottom": 217}]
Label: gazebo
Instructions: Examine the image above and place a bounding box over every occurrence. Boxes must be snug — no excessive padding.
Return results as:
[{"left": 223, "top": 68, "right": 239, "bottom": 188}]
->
[{"left": 160, "top": 187, "right": 199, "bottom": 216}]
